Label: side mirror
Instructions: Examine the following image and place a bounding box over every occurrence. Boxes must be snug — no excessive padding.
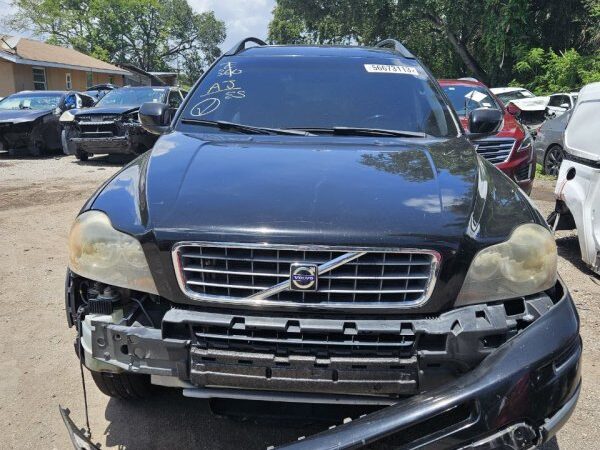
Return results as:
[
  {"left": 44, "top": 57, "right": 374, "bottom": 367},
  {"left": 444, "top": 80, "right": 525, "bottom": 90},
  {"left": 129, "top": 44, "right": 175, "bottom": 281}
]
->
[
  {"left": 467, "top": 107, "right": 503, "bottom": 139},
  {"left": 139, "top": 102, "right": 171, "bottom": 135},
  {"left": 560, "top": 103, "right": 570, "bottom": 109}
]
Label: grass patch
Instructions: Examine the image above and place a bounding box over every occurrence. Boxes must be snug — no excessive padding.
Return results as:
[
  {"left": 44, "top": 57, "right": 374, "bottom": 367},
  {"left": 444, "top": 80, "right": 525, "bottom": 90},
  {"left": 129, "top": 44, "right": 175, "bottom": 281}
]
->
[{"left": 535, "top": 163, "right": 557, "bottom": 181}]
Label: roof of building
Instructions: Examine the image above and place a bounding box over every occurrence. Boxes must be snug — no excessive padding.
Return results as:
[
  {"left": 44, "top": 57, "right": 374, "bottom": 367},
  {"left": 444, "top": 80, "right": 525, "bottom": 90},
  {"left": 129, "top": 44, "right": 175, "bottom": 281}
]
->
[
  {"left": 148, "top": 71, "right": 178, "bottom": 76},
  {"left": 0, "top": 35, "right": 129, "bottom": 75}
]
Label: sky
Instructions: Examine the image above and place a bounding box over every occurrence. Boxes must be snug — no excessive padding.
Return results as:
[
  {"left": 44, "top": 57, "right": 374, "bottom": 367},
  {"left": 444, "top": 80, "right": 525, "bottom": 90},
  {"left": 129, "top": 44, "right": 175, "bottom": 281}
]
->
[
  {"left": 0, "top": 0, "right": 277, "bottom": 52},
  {"left": 191, "top": 0, "right": 276, "bottom": 51}
]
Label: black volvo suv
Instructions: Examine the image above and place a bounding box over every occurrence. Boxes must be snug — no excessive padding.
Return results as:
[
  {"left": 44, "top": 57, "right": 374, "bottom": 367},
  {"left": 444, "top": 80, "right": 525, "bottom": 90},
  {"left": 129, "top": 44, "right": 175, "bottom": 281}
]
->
[{"left": 64, "top": 39, "right": 581, "bottom": 449}]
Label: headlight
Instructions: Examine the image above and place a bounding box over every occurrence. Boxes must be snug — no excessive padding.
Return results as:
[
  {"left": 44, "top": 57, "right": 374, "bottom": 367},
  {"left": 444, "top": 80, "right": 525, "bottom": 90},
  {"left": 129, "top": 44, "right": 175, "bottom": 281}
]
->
[
  {"left": 68, "top": 211, "right": 158, "bottom": 294},
  {"left": 516, "top": 134, "right": 533, "bottom": 152},
  {"left": 59, "top": 110, "right": 75, "bottom": 122},
  {"left": 123, "top": 111, "right": 139, "bottom": 123},
  {"left": 456, "top": 223, "right": 557, "bottom": 306}
]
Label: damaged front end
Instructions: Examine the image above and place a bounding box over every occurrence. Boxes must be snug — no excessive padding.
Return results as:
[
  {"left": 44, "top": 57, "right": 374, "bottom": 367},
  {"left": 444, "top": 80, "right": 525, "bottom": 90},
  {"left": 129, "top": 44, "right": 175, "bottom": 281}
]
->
[
  {"left": 62, "top": 110, "right": 158, "bottom": 158},
  {"left": 63, "top": 269, "right": 581, "bottom": 449},
  {"left": 0, "top": 117, "right": 58, "bottom": 155}
]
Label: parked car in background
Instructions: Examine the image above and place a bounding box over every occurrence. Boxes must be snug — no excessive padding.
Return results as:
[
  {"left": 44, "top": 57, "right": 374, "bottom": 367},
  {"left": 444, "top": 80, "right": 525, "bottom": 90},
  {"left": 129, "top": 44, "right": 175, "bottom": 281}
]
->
[
  {"left": 535, "top": 110, "right": 571, "bottom": 175},
  {"left": 62, "top": 38, "right": 580, "bottom": 450},
  {"left": 550, "top": 82, "right": 600, "bottom": 274},
  {"left": 490, "top": 86, "right": 549, "bottom": 132},
  {"left": 60, "top": 86, "right": 185, "bottom": 160},
  {"left": 440, "top": 79, "right": 535, "bottom": 194},
  {"left": 0, "top": 91, "right": 95, "bottom": 156},
  {"left": 85, "top": 83, "right": 120, "bottom": 103},
  {"left": 545, "top": 92, "right": 578, "bottom": 119}
]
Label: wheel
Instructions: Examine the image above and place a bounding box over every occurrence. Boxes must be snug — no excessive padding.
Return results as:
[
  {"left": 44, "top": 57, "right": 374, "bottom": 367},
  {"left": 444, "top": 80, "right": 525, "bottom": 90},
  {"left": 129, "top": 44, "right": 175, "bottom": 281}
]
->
[
  {"left": 61, "top": 130, "right": 72, "bottom": 155},
  {"left": 543, "top": 145, "right": 563, "bottom": 176},
  {"left": 29, "top": 140, "right": 44, "bottom": 157},
  {"left": 75, "top": 149, "right": 89, "bottom": 161},
  {"left": 90, "top": 370, "right": 152, "bottom": 400}
]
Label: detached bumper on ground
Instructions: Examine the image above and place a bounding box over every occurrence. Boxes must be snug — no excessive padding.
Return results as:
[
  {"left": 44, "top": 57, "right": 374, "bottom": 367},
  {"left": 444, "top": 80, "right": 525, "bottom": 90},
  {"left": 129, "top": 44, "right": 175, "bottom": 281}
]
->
[{"left": 64, "top": 278, "right": 581, "bottom": 449}]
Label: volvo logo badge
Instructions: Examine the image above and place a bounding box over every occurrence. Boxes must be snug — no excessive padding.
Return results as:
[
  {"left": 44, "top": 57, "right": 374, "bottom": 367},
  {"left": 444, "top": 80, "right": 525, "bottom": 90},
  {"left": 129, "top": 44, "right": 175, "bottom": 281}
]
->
[{"left": 290, "top": 263, "right": 318, "bottom": 291}]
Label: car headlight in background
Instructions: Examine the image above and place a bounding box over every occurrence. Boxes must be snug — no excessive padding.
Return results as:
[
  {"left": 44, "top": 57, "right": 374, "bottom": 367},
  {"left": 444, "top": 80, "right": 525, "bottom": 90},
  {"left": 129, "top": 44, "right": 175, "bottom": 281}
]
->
[
  {"left": 59, "top": 110, "right": 75, "bottom": 122},
  {"left": 123, "top": 111, "right": 140, "bottom": 123},
  {"left": 68, "top": 211, "right": 158, "bottom": 294},
  {"left": 516, "top": 134, "right": 533, "bottom": 153},
  {"left": 456, "top": 223, "right": 557, "bottom": 306}
]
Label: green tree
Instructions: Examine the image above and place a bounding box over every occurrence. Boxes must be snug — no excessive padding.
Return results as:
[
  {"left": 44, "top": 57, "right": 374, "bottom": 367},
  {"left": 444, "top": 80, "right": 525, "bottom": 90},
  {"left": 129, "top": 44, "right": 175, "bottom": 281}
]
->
[
  {"left": 512, "top": 47, "right": 600, "bottom": 94},
  {"left": 5, "top": 0, "right": 226, "bottom": 75},
  {"left": 268, "top": 0, "right": 595, "bottom": 86}
]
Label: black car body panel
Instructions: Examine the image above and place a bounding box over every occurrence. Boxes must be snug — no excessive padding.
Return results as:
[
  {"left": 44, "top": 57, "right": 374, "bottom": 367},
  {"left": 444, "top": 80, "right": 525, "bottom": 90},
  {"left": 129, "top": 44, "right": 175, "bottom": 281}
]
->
[
  {"left": 63, "top": 42, "right": 580, "bottom": 449},
  {"left": 62, "top": 87, "right": 183, "bottom": 158},
  {"left": 0, "top": 91, "right": 93, "bottom": 155},
  {"left": 275, "top": 282, "right": 580, "bottom": 449},
  {"left": 0, "top": 108, "right": 60, "bottom": 151}
]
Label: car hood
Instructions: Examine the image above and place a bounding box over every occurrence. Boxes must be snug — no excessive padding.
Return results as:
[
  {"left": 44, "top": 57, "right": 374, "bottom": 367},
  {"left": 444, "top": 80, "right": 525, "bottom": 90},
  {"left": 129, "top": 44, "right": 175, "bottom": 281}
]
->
[
  {"left": 509, "top": 96, "right": 550, "bottom": 112},
  {"left": 93, "top": 132, "right": 539, "bottom": 244},
  {"left": 0, "top": 108, "right": 51, "bottom": 123},
  {"left": 89, "top": 132, "right": 542, "bottom": 311},
  {"left": 73, "top": 105, "right": 139, "bottom": 116}
]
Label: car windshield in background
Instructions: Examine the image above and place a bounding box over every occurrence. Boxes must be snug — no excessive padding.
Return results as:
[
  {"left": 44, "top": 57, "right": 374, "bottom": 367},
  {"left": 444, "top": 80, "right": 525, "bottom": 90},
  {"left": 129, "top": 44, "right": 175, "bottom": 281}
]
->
[
  {"left": 442, "top": 85, "right": 501, "bottom": 115},
  {"left": 0, "top": 94, "right": 62, "bottom": 111},
  {"left": 178, "top": 57, "right": 458, "bottom": 138},
  {"left": 496, "top": 90, "right": 535, "bottom": 104},
  {"left": 96, "top": 87, "right": 167, "bottom": 107}
]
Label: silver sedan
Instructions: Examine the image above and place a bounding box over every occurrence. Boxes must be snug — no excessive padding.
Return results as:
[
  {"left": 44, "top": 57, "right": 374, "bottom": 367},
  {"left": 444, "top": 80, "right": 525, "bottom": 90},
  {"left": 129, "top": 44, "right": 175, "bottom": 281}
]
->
[{"left": 535, "top": 110, "right": 571, "bottom": 176}]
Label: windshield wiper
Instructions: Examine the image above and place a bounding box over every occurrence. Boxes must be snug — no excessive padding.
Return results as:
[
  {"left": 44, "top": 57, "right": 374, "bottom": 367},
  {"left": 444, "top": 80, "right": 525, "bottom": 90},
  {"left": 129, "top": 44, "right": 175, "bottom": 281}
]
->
[
  {"left": 291, "top": 127, "right": 427, "bottom": 138},
  {"left": 181, "top": 118, "right": 313, "bottom": 136}
]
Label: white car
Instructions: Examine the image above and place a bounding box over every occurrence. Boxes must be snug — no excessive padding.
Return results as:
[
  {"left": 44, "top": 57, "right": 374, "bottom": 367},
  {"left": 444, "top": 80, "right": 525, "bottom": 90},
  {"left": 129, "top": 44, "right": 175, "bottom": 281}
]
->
[
  {"left": 491, "top": 87, "right": 549, "bottom": 131},
  {"left": 545, "top": 92, "right": 578, "bottom": 119},
  {"left": 550, "top": 82, "right": 600, "bottom": 274}
]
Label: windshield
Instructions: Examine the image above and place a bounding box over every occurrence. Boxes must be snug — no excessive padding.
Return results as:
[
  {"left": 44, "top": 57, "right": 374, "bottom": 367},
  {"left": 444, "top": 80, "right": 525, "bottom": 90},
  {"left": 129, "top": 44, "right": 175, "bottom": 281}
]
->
[
  {"left": 442, "top": 84, "right": 501, "bottom": 115},
  {"left": 0, "top": 94, "right": 62, "bottom": 111},
  {"left": 178, "top": 56, "right": 458, "bottom": 137},
  {"left": 496, "top": 90, "right": 535, "bottom": 104},
  {"left": 96, "top": 87, "right": 167, "bottom": 107}
]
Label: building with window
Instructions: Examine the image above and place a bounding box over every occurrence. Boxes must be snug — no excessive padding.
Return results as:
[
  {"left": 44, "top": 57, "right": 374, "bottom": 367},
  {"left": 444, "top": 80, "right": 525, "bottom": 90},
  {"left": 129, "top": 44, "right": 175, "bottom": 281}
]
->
[{"left": 0, "top": 35, "right": 130, "bottom": 97}]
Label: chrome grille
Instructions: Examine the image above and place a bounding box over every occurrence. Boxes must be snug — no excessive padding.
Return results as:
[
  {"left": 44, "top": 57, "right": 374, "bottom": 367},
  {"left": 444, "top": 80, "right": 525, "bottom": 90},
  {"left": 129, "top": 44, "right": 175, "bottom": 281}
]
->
[
  {"left": 77, "top": 114, "right": 118, "bottom": 123},
  {"left": 474, "top": 138, "right": 516, "bottom": 164},
  {"left": 172, "top": 243, "right": 439, "bottom": 310}
]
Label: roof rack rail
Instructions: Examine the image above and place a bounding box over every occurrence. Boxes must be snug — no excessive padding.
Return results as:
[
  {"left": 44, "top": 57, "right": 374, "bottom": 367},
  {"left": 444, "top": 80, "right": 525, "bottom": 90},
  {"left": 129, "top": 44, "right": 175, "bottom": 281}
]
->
[
  {"left": 458, "top": 77, "right": 479, "bottom": 83},
  {"left": 225, "top": 37, "right": 267, "bottom": 56},
  {"left": 374, "top": 39, "right": 414, "bottom": 59}
]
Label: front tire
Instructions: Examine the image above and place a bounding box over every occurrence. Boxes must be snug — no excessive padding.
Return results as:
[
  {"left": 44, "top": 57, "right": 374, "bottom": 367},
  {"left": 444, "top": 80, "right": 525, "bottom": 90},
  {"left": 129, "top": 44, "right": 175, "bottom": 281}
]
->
[
  {"left": 29, "top": 139, "right": 44, "bottom": 157},
  {"left": 90, "top": 370, "right": 152, "bottom": 400},
  {"left": 75, "top": 149, "right": 89, "bottom": 161},
  {"left": 543, "top": 145, "right": 564, "bottom": 176}
]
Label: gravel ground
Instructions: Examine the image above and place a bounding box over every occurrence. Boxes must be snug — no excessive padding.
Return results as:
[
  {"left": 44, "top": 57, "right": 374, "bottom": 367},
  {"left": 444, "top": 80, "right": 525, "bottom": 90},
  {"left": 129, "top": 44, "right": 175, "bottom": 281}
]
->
[{"left": 0, "top": 151, "right": 598, "bottom": 449}]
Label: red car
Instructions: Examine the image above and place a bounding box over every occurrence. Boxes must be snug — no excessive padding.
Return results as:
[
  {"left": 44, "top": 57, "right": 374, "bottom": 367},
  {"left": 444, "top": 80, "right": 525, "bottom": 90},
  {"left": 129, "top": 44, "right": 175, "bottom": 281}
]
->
[{"left": 439, "top": 79, "right": 535, "bottom": 194}]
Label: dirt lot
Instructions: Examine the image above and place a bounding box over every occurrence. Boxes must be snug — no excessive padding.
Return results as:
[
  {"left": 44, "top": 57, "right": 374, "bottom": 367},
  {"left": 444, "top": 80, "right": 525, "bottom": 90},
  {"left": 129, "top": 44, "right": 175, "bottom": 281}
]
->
[{"left": 0, "top": 152, "right": 598, "bottom": 450}]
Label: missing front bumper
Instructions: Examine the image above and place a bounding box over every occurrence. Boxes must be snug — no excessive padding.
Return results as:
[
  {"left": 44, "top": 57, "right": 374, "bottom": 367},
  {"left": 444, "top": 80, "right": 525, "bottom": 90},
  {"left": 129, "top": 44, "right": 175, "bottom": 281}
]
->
[{"left": 69, "top": 279, "right": 581, "bottom": 449}]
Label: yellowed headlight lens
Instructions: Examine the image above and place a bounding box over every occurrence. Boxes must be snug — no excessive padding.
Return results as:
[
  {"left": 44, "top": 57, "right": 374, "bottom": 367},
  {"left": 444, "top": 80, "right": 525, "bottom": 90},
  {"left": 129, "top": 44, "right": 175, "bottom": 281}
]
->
[
  {"left": 68, "top": 211, "right": 158, "bottom": 294},
  {"left": 456, "top": 223, "right": 557, "bottom": 306}
]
